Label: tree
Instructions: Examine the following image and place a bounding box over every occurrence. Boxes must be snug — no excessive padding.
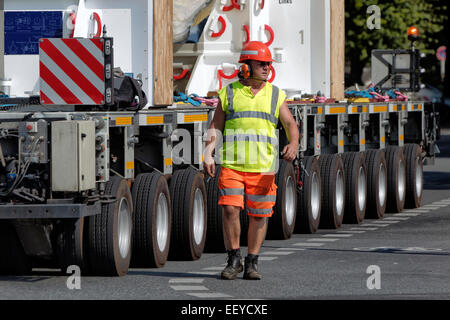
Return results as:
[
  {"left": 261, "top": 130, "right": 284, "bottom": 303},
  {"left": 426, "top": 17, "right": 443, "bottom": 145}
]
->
[{"left": 345, "top": 0, "right": 448, "bottom": 88}]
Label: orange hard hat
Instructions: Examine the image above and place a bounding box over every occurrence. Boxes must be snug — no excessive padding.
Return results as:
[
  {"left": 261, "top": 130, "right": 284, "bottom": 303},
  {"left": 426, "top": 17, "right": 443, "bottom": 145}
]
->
[{"left": 239, "top": 41, "right": 274, "bottom": 63}]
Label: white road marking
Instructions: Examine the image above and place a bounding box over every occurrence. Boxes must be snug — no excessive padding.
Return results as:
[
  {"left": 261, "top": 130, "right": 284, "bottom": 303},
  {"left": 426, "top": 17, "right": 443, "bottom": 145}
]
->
[
  {"left": 360, "top": 223, "right": 389, "bottom": 227},
  {"left": 258, "top": 256, "right": 278, "bottom": 261},
  {"left": 372, "top": 220, "right": 400, "bottom": 224},
  {"left": 293, "top": 242, "right": 324, "bottom": 247},
  {"left": 337, "top": 230, "right": 366, "bottom": 234},
  {"left": 351, "top": 227, "right": 378, "bottom": 231},
  {"left": 395, "top": 213, "right": 420, "bottom": 217},
  {"left": 307, "top": 238, "right": 340, "bottom": 242},
  {"left": 261, "top": 251, "right": 294, "bottom": 255},
  {"left": 171, "top": 285, "right": 209, "bottom": 291},
  {"left": 187, "top": 292, "right": 233, "bottom": 298},
  {"left": 169, "top": 278, "right": 205, "bottom": 284},
  {"left": 322, "top": 234, "right": 353, "bottom": 237},
  {"left": 402, "top": 209, "right": 429, "bottom": 213},
  {"left": 383, "top": 217, "right": 410, "bottom": 221},
  {"left": 421, "top": 206, "right": 443, "bottom": 210}
]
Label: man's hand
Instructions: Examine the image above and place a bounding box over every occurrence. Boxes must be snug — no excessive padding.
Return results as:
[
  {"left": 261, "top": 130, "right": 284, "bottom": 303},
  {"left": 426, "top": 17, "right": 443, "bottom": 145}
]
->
[
  {"left": 203, "top": 155, "right": 216, "bottom": 178},
  {"left": 203, "top": 100, "right": 225, "bottom": 178},
  {"left": 281, "top": 142, "right": 298, "bottom": 162}
]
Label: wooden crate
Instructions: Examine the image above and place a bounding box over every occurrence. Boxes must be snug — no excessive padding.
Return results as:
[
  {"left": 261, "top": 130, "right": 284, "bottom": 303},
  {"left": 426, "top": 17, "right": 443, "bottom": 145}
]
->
[{"left": 153, "top": 0, "right": 174, "bottom": 106}]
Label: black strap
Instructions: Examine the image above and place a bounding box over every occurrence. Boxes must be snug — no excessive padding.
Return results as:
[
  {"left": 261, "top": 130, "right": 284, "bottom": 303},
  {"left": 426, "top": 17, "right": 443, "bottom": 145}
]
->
[
  {"left": 127, "top": 77, "right": 147, "bottom": 111},
  {"left": 113, "top": 76, "right": 147, "bottom": 111}
]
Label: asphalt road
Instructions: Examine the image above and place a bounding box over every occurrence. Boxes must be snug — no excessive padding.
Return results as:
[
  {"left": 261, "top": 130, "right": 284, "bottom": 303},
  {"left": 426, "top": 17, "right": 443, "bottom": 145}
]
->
[{"left": 1, "top": 135, "right": 450, "bottom": 301}]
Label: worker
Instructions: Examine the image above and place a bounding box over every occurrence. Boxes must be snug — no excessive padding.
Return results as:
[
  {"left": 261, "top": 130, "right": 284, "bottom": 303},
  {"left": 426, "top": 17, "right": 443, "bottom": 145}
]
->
[{"left": 203, "top": 41, "right": 299, "bottom": 280}]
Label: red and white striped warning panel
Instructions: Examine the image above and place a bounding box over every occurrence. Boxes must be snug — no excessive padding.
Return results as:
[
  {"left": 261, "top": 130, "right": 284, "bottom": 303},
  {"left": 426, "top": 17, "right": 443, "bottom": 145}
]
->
[{"left": 39, "top": 38, "right": 106, "bottom": 105}]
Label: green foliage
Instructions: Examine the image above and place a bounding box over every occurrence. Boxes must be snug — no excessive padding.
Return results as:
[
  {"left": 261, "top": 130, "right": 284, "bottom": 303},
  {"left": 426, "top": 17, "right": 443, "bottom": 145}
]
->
[{"left": 346, "top": 0, "right": 447, "bottom": 85}]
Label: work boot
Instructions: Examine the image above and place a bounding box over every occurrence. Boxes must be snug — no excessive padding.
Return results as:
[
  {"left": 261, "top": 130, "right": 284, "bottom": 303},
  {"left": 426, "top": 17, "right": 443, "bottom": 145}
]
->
[
  {"left": 243, "top": 254, "right": 262, "bottom": 280},
  {"left": 221, "top": 249, "right": 243, "bottom": 280}
]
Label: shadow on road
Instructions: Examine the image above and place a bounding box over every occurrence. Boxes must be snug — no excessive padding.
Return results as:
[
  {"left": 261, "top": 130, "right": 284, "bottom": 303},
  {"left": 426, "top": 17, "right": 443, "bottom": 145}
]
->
[
  {"left": 424, "top": 134, "right": 450, "bottom": 190},
  {"left": 1, "top": 270, "right": 221, "bottom": 281},
  {"left": 0, "top": 275, "right": 53, "bottom": 283},
  {"left": 0, "top": 269, "right": 64, "bottom": 282},
  {"left": 436, "top": 134, "right": 450, "bottom": 157},
  {"left": 128, "top": 270, "right": 220, "bottom": 279},
  {"left": 424, "top": 171, "right": 450, "bottom": 190}
]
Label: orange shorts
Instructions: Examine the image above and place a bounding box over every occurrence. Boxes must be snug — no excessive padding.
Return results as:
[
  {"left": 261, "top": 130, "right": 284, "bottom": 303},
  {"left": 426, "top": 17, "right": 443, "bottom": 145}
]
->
[{"left": 218, "top": 167, "right": 277, "bottom": 218}]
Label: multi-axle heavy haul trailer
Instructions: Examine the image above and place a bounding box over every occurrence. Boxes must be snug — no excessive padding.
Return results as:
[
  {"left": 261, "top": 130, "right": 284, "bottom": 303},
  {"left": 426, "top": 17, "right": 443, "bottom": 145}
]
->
[{"left": 0, "top": 0, "right": 437, "bottom": 276}]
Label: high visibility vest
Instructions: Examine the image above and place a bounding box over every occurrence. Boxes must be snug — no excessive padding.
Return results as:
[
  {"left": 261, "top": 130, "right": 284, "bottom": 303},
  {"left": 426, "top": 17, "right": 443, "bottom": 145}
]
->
[{"left": 218, "top": 81, "right": 286, "bottom": 173}]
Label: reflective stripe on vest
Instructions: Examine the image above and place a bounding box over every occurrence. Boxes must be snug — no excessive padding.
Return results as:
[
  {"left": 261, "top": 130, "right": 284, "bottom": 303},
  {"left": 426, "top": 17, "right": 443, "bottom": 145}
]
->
[
  {"left": 224, "top": 134, "right": 278, "bottom": 146},
  {"left": 226, "top": 83, "right": 279, "bottom": 123},
  {"left": 226, "top": 111, "right": 278, "bottom": 126}
]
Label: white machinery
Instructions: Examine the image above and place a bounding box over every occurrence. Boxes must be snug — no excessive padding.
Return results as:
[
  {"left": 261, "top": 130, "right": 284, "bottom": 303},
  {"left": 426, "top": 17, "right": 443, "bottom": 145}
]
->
[
  {"left": 173, "top": 0, "right": 331, "bottom": 97},
  {"left": 1, "top": 0, "right": 332, "bottom": 102}
]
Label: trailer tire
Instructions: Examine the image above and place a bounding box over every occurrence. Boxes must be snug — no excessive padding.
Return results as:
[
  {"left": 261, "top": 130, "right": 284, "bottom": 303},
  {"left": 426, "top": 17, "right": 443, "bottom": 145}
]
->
[
  {"left": 267, "top": 160, "right": 297, "bottom": 240},
  {"left": 55, "top": 218, "right": 85, "bottom": 274},
  {"left": 365, "top": 150, "right": 387, "bottom": 219},
  {"left": 385, "top": 146, "right": 406, "bottom": 213},
  {"left": 0, "top": 221, "right": 32, "bottom": 275},
  {"left": 86, "top": 176, "right": 133, "bottom": 276},
  {"left": 204, "top": 165, "right": 227, "bottom": 253},
  {"left": 319, "top": 154, "right": 345, "bottom": 229},
  {"left": 404, "top": 144, "right": 423, "bottom": 209},
  {"left": 169, "top": 168, "right": 207, "bottom": 261},
  {"left": 295, "top": 156, "right": 321, "bottom": 234},
  {"left": 131, "top": 172, "right": 171, "bottom": 268},
  {"left": 342, "top": 152, "right": 367, "bottom": 224}
]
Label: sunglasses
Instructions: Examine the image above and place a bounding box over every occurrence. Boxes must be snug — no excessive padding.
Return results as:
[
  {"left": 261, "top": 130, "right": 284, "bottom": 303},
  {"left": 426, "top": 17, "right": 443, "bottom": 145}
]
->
[{"left": 254, "top": 61, "right": 272, "bottom": 67}]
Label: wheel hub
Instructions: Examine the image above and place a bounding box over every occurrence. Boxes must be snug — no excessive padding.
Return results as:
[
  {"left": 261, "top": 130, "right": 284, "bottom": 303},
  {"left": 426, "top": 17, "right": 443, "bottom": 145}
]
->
[
  {"left": 118, "top": 197, "right": 131, "bottom": 259},
  {"left": 358, "top": 166, "right": 367, "bottom": 212},
  {"left": 156, "top": 193, "right": 169, "bottom": 252},
  {"left": 335, "top": 169, "right": 344, "bottom": 217},
  {"left": 415, "top": 157, "right": 423, "bottom": 198},
  {"left": 311, "top": 171, "right": 320, "bottom": 220},
  {"left": 193, "top": 188, "right": 205, "bottom": 246},
  {"left": 398, "top": 159, "right": 406, "bottom": 203},
  {"left": 378, "top": 162, "right": 387, "bottom": 207},
  {"left": 285, "top": 176, "right": 295, "bottom": 226}
]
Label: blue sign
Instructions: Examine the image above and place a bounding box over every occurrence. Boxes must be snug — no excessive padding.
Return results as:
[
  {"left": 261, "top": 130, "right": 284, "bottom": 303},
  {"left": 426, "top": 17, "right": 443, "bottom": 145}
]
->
[{"left": 4, "top": 11, "right": 63, "bottom": 55}]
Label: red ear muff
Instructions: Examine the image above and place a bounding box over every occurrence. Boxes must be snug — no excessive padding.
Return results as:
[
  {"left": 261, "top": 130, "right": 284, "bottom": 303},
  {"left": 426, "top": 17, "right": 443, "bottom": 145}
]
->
[{"left": 239, "top": 64, "right": 251, "bottom": 79}]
